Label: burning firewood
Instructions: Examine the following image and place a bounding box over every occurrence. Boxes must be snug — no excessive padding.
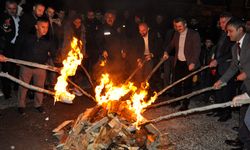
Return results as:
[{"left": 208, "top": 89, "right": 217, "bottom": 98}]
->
[
  {"left": 53, "top": 105, "right": 175, "bottom": 150},
  {"left": 140, "top": 99, "right": 250, "bottom": 126}
]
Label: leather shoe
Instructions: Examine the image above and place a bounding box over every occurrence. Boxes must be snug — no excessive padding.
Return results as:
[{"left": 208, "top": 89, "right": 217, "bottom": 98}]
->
[
  {"left": 218, "top": 114, "right": 232, "bottom": 122},
  {"left": 17, "top": 107, "right": 25, "bottom": 115},
  {"left": 225, "top": 138, "right": 243, "bottom": 147}
]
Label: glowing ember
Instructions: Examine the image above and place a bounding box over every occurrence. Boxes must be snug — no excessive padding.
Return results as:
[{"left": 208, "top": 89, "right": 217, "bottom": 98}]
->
[
  {"left": 100, "top": 59, "right": 107, "bottom": 67},
  {"left": 95, "top": 73, "right": 157, "bottom": 129},
  {"left": 54, "top": 37, "right": 83, "bottom": 104}
]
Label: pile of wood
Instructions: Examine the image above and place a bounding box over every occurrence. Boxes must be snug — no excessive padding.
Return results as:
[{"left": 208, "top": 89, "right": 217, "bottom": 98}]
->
[{"left": 53, "top": 105, "right": 175, "bottom": 150}]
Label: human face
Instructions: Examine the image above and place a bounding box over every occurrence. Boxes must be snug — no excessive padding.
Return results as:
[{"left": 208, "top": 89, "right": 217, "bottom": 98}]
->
[
  {"left": 205, "top": 39, "right": 213, "bottom": 48},
  {"left": 105, "top": 13, "right": 115, "bottom": 26},
  {"left": 33, "top": 4, "right": 45, "bottom": 17},
  {"left": 46, "top": 7, "right": 55, "bottom": 18},
  {"left": 73, "top": 18, "right": 81, "bottom": 29},
  {"left": 6, "top": 2, "right": 17, "bottom": 16},
  {"left": 35, "top": 21, "right": 49, "bottom": 37},
  {"left": 226, "top": 25, "right": 242, "bottom": 42},
  {"left": 139, "top": 24, "right": 148, "bottom": 37},
  {"left": 219, "top": 17, "right": 230, "bottom": 31},
  {"left": 174, "top": 21, "right": 186, "bottom": 33},
  {"left": 87, "top": 11, "right": 95, "bottom": 20}
]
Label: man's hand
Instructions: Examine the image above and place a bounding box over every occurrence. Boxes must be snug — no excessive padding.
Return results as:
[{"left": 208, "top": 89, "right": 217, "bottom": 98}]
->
[
  {"left": 231, "top": 93, "right": 250, "bottom": 107},
  {"left": 0, "top": 54, "right": 7, "bottom": 62},
  {"left": 137, "top": 59, "right": 143, "bottom": 68},
  {"left": 209, "top": 59, "right": 218, "bottom": 68},
  {"left": 237, "top": 72, "right": 247, "bottom": 81},
  {"left": 121, "top": 50, "right": 126, "bottom": 58},
  {"left": 188, "top": 63, "right": 195, "bottom": 71},
  {"left": 145, "top": 55, "right": 151, "bottom": 61},
  {"left": 102, "top": 50, "right": 108, "bottom": 59},
  {"left": 163, "top": 52, "right": 169, "bottom": 60},
  {"left": 213, "top": 80, "right": 223, "bottom": 89}
]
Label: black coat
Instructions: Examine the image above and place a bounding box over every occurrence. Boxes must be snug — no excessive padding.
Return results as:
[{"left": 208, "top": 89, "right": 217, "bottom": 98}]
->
[
  {"left": 0, "top": 13, "right": 15, "bottom": 51},
  {"left": 215, "top": 31, "right": 235, "bottom": 75},
  {"left": 96, "top": 24, "right": 123, "bottom": 62},
  {"left": 133, "top": 30, "right": 161, "bottom": 63}
]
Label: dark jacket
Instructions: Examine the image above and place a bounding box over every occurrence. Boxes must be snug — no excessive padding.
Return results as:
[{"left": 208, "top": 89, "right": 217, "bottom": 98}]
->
[
  {"left": 220, "top": 33, "right": 250, "bottom": 95},
  {"left": 0, "top": 13, "right": 15, "bottom": 51},
  {"left": 16, "top": 33, "right": 55, "bottom": 64},
  {"left": 133, "top": 29, "right": 161, "bottom": 62},
  {"left": 215, "top": 31, "right": 235, "bottom": 75},
  {"left": 96, "top": 24, "right": 123, "bottom": 61},
  {"left": 164, "top": 28, "right": 201, "bottom": 68}
]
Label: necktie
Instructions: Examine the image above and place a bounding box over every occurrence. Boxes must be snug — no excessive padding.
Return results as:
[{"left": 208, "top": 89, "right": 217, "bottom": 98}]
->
[{"left": 237, "top": 42, "right": 241, "bottom": 61}]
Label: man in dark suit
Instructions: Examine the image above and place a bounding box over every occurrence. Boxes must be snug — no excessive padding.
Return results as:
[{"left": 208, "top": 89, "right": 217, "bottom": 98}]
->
[
  {"left": 96, "top": 10, "right": 126, "bottom": 80},
  {"left": 214, "top": 18, "right": 250, "bottom": 150},
  {"left": 134, "top": 22, "right": 161, "bottom": 86},
  {"left": 163, "top": 17, "right": 201, "bottom": 110},
  {"left": 0, "top": 0, "right": 18, "bottom": 99},
  {"left": 209, "top": 12, "right": 235, "bottom": 122}
]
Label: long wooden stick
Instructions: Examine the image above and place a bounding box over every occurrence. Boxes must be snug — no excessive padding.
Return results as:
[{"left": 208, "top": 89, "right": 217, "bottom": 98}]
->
[
  {"left": 145, "top": 58, "right": 167, "bottom": 82},
  {"left": 147, "top": 83, "right": 227, "bottom": 109},
  {"left": 80, "top": 64, "right": 94, "bottom": 88},
  {"left": 6, "top": 58, "right": 59, "bottom": 73},
  {"left": 157, "top": 65, "right": 210, "bottom": 97},
  {"left": 0, "top": 72, "right": 55, "bottom": 95},
  {"left": 125, "top": 60, "right": 146, "bottom": 84},
  {"left": 140, "top": 99, "right": 250, "bottom": 126},
  {"left": 67, "top": 79, "right": 96, "bottom": 102}
]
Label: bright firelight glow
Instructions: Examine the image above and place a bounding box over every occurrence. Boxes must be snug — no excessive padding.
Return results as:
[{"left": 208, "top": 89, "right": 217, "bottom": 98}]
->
[
  {"left": 95, "top": 73, "right": 157, "bottom": 129},
  {"left": 54, "top": 37, "right": 83, "bottom": 104}
]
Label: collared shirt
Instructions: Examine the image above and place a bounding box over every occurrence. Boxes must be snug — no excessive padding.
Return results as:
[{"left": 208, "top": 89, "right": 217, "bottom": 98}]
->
[
  {"left": 178, "top": 28, "right": 188, "bottom": 61},
  {"left": 11, "top": 16, "right": 20, "bottom": 44},
  {"left": 237, "top": 33, "right": 246, "bottom": 60},
  {"left": 143, "top": 33, "right": 150, "bottom": 55}
]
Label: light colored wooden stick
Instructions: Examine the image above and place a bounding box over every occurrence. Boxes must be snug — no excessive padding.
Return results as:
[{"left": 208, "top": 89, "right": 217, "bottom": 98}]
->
[
  {"left": 80, "top": 64, "right": 94, "bottom": 88},
  {"left": 0, "top": 72, "right": 54, "bottom": 95},
  {"left": 157, "top": 65, "right": 210, "bottom": 97},
  {"left": 147, "top": 83, "right": 227, "bottom": 109},
  {"left": 6, "top": 58, "right": 59, "bottom": 72},
  {"left": 145, "top": 58, "right": 167, "bottom": 82},
  {"left": 140, "top": 99, "right": 250, "bottom": 126},
  {"left": 67, "top": 79, "right": 96, "bottom": 102},
  {"left": 125, "top": 59, "right": 146, "bottom": 84}
]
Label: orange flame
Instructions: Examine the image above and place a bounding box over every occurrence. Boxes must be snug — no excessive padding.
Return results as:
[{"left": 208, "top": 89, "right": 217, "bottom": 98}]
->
[
  {"left": 95, "top": 73, "right": 157, "bottom": 129},
  {"left": 54, "top": 37, "right": 83, "bottom": 104}
]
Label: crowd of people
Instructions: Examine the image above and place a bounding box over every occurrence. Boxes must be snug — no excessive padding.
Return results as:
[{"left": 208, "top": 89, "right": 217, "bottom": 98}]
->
[{"left": 0, "top": 0, "right": 250, "bottom": 149}]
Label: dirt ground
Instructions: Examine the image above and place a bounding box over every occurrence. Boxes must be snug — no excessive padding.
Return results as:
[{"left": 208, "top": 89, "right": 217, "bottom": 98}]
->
[
  {"left": 0, "top": 92, "right": 239, "bottom": 150},
  {"left": 0, "top": 93, "right": 96, "bottom": 150}
]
